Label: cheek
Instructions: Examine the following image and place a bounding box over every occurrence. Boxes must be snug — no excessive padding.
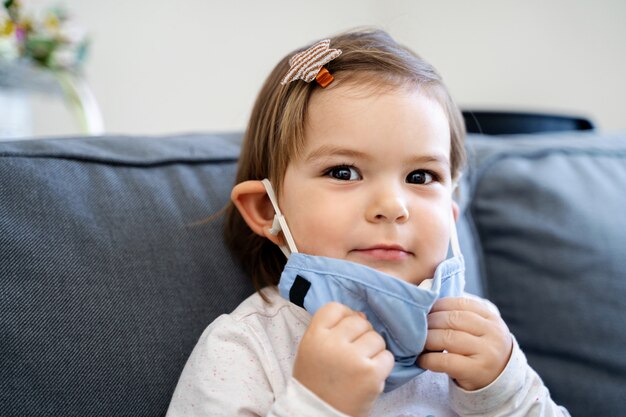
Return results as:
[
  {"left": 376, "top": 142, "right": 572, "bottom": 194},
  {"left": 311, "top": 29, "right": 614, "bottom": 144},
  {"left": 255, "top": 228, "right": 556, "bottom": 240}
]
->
[
  {"left": 282, "top": 194, "right": 353, "bottom": 255},
  {"left": 414, "top": 199, "right": 453, "bottom": 251}
]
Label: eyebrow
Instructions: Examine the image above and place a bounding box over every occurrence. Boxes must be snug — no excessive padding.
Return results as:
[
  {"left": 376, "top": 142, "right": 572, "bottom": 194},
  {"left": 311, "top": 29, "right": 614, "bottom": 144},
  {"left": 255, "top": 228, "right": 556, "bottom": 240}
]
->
[
  {"left": 304, "top": 144, "right": 450, "bottom": 166},
  {"left": 304, "top": 145, "right": 371, "bottom": 163}
]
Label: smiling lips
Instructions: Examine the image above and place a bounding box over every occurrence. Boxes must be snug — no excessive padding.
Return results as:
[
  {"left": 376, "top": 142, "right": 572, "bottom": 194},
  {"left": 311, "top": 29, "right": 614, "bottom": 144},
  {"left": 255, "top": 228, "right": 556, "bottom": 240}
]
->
[{"left": 352, "top": 244, "right": 412, "bottom": 261}]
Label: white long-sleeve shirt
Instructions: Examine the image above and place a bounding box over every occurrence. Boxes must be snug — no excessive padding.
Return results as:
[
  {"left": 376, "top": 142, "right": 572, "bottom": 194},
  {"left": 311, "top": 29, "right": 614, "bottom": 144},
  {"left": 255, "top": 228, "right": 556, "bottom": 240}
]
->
[{"left": 166, "top": 287, "right": 569, "bottom": 417}]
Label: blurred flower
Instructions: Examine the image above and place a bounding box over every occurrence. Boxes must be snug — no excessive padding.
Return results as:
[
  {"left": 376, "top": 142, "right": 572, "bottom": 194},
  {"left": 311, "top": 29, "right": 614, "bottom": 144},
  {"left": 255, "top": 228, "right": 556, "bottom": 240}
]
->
[{"left": 0, "top": 0, "right": 90, "bottom": 72}]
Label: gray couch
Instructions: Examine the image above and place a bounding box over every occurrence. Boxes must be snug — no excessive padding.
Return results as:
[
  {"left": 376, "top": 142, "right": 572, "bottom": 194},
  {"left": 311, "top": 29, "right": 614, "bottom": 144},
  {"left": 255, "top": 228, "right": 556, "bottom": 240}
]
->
[{"left": 1, "top": 131, "right": 625, "bottom": 416}]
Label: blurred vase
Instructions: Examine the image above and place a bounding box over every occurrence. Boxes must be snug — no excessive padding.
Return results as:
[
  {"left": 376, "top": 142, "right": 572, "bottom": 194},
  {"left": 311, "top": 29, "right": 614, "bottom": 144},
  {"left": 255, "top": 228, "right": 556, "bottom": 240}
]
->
[{"left": 0, "top": 60, "right": 103, "bottom": 140}]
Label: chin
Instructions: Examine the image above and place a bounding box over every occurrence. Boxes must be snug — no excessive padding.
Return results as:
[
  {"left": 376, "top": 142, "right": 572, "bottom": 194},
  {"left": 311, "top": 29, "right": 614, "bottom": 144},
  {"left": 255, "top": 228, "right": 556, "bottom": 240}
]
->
[{"left": 372, "top": 265, "right": 423, "bottom": 285}]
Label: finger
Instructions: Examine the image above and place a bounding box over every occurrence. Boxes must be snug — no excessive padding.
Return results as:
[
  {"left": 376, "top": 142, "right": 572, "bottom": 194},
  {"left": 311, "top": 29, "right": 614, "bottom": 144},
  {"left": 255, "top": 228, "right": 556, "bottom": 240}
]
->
[
  {"left": 418, "top": 351, "right": 472, "bottom": 381},
  {"left": 333, "top": 313, "right": 374, "bottom": 342},
  {"left": 428, "top": 310, "right": 490, "bottom": 336},
  {"left": 430, "top": 297, "right": 495, "bottom": 319},
  {"left": 311, "top": 302, "right": 356, "bottom": 329},
  {"left": 424, "top": 328, "right": 481, "bottom": 356},
  {"left": 352, "top": 329, "right": 387, "bottom": 358},
  {"left": 371, "top": 349, "right": 395, "bottom": 380}
]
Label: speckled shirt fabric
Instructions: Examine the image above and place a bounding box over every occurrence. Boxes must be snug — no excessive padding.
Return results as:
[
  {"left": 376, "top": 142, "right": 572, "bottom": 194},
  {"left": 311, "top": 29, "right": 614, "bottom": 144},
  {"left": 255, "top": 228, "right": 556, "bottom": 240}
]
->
[{"left": 166, "top": 288, "right": 569, "bottom": 417}]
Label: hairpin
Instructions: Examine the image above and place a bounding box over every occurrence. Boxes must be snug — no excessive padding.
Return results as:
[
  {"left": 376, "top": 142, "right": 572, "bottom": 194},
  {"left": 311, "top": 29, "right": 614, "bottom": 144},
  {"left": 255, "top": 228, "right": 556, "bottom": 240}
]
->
[{"left": 280, "top": 39, "right": 342, "bottom": 88}]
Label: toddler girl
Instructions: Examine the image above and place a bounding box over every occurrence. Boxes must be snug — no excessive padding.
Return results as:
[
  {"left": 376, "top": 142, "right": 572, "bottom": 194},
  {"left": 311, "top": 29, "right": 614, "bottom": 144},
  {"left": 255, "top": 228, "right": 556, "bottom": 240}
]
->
[{"left": 166, "top": 28, "right": 569, "bottom": 417}]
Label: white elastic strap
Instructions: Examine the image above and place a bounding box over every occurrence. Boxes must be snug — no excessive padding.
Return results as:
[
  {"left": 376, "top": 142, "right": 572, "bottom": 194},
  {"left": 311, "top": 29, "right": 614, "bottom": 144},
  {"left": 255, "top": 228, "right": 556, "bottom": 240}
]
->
[
  {"left": 261, "top": 179, "right": 299, "bottom": 257},
  {"left": 450, "top": 177, "right": 463, "bottom": 258},
  {"left": 450, "top": 210, "right": 462, "bottom": 258}
]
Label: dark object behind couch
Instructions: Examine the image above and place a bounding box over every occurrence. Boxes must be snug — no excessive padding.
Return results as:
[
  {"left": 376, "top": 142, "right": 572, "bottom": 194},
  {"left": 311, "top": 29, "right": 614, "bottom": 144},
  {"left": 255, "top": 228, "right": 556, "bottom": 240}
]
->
[{"left": 462, "top": 110, "right": 594, "bottom": 135}]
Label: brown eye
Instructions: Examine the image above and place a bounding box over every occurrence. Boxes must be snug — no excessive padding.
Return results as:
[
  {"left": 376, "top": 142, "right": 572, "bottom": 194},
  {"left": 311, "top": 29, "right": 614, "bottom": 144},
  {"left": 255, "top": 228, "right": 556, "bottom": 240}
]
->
[
  {"left": 406, "top": 170, "right": 434, "bottom": 185},
  {"left": 328, "top": 166, "right": 361, "bottom": 181}
]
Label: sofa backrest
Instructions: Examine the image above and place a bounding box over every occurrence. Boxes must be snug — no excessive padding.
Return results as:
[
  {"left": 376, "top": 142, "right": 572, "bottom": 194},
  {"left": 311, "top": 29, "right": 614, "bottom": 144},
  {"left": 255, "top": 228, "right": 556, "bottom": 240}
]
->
[{"left": 0, "top": 134, "right": 255, "bottom": 417}]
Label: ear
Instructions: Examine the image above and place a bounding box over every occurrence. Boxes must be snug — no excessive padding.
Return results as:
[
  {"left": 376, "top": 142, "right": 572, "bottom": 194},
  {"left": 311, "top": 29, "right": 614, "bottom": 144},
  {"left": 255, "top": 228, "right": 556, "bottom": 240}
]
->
[
  {"left": 231, "top": 180, "right": 283, "bottom": 246},
  {"left": 451, "top": 200, "right": 460, "bottom": 223}
]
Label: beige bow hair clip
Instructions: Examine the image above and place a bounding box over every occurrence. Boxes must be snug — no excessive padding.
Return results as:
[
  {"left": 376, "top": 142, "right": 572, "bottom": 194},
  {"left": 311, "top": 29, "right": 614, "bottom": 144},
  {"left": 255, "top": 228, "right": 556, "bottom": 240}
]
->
[{"left": 280, "top": 39, "right": 342, "bottom": 88}]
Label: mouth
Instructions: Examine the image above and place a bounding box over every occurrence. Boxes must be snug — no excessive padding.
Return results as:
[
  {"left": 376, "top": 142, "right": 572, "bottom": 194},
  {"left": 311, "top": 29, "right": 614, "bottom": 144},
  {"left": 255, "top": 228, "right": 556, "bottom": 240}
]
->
[{"left": 351, "top": 244, "right": 413, "bottom": 261}]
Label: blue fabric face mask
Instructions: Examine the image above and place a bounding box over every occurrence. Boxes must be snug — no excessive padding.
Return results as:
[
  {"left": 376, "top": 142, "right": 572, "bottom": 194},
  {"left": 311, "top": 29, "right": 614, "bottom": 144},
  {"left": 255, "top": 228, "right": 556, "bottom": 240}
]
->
[{"left": 261, "top": 179, "right": 466, "bottom": 392}]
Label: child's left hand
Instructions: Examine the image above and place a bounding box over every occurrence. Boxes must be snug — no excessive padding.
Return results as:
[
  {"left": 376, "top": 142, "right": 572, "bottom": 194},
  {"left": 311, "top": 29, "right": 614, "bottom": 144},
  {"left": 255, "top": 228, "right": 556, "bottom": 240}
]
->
[{"left": 417, "top": 297, "right": 513, "bottom": 391}]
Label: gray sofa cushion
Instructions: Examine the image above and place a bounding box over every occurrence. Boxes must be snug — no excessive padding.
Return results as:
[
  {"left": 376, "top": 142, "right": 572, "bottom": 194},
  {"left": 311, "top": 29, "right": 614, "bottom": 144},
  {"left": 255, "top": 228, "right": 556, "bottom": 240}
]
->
[
  {"left": 465, "top": 131, "right": 626, "bottom": 416},
  {"left": 3, "top": 130, "right": 625, "bottom": 417},
  {"left": 0, "top": 134, "right": 254, "bottom": 417}
]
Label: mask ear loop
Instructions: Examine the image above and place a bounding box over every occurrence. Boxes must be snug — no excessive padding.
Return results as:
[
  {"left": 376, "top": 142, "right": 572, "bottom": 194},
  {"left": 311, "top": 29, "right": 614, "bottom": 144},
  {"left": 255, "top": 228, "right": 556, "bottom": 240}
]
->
[
  {"left": 449, "top": 210, "right": 462, "bottom": 258},
  {"left": 449, "top": 176, "right": 463, "bottom": 258},
  {"left": 261, "top": 179, "right": 299, "bottom": 258}
]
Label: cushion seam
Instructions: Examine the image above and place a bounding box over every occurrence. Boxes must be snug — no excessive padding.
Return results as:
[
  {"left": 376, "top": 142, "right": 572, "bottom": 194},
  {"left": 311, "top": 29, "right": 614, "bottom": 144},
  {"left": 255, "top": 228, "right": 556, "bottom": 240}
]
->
[{"left": 0, "top": 154, "right": 239, "bottom": 167}]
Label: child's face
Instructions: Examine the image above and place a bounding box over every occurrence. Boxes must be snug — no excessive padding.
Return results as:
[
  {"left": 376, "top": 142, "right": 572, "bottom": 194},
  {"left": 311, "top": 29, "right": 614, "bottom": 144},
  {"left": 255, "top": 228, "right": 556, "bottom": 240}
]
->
[{"left": 279, "top": 83, "right": 454, "bottom": 285}]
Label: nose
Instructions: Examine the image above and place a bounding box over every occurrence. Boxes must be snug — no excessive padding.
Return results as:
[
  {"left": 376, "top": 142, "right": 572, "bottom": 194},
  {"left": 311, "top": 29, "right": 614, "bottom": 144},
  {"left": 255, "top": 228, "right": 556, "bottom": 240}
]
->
[{"left": 365, "top": 186, "right": 409, "bottom": 224}]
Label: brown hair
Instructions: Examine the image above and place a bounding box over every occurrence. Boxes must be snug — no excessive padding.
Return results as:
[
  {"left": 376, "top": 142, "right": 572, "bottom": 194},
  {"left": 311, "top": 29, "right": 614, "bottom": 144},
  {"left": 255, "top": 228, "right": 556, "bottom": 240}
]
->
[{"left": 225, "top": 28, "right": 466, "bottom": 294}]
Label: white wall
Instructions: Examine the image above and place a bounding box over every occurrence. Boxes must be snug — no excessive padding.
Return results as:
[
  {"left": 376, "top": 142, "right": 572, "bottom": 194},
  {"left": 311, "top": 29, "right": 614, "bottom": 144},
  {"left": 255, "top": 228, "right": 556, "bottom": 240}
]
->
[{"left": 30, "top": 0, "right": 626, "bottom": 137}]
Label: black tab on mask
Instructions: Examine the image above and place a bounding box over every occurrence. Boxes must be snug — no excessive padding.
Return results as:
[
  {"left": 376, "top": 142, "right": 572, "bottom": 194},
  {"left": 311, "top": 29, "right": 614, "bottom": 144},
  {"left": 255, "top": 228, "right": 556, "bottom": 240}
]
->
[{"left": 289, "top": 275, "right": 311, "bottom": 309}]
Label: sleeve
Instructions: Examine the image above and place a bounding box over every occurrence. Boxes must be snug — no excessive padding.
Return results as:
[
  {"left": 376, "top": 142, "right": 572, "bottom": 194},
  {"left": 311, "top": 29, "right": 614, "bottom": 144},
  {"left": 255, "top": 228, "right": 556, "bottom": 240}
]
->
[
  {"left": 448, "top": 336, "right": 571, "bottom": 417},
  {"left": 165, "top": 314, "right": 350, "bottom": 417}
]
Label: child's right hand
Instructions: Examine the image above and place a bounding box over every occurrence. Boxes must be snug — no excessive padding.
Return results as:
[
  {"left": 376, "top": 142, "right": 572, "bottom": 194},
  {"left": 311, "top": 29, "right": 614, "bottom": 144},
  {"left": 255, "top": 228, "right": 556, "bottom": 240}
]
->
[{"left": 292, "top": 302, "right": 394, "bottom": 417}]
